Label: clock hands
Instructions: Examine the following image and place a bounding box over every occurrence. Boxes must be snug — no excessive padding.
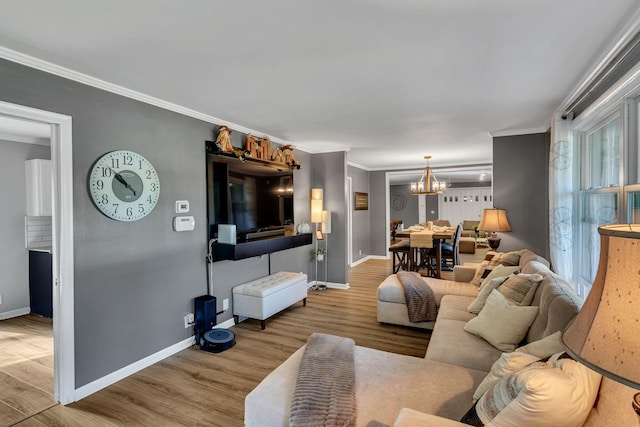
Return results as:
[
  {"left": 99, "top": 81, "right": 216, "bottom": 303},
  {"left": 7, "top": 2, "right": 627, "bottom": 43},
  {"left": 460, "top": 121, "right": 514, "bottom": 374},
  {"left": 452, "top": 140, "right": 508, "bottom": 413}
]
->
[{"left": 107, "top": 166, "right": 137, "bottom": 196}]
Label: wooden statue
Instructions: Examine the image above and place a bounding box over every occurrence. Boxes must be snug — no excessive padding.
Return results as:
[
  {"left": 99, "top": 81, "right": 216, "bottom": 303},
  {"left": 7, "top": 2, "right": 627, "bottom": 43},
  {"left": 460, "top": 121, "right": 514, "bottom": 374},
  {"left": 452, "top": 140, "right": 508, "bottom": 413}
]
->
[
  {"left": 245, "top": 135, "right": 260, "bottom": 158},
  {"left": 215, "top": 126, "right": 233, "bottom": 152},
  {"left": 271, "top": 147, "right": 284, "bottom": 163},
  {"left": 281, "top": 145, "right": 299, "bottom": 167}
]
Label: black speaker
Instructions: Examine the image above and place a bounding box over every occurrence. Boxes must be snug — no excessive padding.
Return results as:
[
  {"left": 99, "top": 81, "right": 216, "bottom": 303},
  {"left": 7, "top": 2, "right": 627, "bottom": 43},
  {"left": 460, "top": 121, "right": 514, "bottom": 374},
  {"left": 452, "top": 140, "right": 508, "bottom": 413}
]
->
[{"left": 194, "top": 295, "right": 217, "bottom": 342}]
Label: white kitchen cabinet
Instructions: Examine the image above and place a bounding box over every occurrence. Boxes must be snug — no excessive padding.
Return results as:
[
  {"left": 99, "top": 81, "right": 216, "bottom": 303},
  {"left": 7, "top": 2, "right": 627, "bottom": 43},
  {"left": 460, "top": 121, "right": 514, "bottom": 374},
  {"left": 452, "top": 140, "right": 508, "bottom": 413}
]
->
[{"left": 25, "top": 159, "right": 52, "bottom": 216}]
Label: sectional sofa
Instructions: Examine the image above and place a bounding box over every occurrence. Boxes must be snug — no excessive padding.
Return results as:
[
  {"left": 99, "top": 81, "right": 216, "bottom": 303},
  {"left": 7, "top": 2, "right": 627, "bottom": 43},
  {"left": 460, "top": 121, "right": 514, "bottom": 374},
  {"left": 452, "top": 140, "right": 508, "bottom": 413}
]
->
[{"left": 244, "top": 249, "right": 638, "bottom": 426}]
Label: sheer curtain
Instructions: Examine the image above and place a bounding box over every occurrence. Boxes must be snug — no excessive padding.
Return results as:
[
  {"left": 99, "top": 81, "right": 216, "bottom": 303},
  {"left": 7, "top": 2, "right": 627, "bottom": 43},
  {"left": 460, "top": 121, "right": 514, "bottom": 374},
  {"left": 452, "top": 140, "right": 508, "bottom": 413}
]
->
[{"left": 549, "top": 114, "right": 575, "bottom": 282}]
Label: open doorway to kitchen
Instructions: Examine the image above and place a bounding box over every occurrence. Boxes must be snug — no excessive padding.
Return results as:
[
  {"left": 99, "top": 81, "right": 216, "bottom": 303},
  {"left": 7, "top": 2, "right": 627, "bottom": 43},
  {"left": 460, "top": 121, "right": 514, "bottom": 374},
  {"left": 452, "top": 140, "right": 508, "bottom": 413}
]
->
[{"left": 0, "top": 101, "right": 75, "bottom": 410}]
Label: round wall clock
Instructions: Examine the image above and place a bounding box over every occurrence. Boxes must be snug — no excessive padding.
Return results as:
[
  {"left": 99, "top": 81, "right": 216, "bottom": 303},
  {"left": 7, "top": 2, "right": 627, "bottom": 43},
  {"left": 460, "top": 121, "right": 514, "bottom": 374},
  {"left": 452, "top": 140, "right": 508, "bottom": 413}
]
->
[{"left": 89, "top": 150, "right": 160, "bottom": 222}]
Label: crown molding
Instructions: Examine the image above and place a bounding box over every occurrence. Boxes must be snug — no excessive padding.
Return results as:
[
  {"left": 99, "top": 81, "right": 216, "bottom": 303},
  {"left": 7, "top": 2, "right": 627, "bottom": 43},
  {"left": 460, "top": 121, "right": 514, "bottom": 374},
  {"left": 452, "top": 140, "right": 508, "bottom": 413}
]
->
[
  {"left": 557, "top": 7, "right": 640, "bottom": 116},
  {"left": 490, "top": 126, "right": 548, "bottom": 138},
  {"left": 0, "top": 46, "right": 297, "bottom": 147}
]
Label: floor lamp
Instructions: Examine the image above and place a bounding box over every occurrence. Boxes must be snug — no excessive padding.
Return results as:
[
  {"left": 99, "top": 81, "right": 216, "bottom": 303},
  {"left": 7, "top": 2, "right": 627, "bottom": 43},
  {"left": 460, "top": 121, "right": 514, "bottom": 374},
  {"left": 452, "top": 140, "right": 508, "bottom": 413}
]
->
[
  {"left": 321, "top": 210, "right": 331, "bottom": 289},
  {"left": 310, "top": 188, "right": 325, "bottom": 291}
]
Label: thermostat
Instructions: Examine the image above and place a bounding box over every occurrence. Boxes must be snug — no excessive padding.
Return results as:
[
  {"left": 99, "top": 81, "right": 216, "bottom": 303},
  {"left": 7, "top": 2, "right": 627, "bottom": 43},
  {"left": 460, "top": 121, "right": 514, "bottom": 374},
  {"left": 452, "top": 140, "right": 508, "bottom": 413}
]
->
[
  {"left": 175, "top": 200, "right": 190, "bottom": 213},
  {"left": 173, "top": 216, "right": 195, "bottom": 232}
]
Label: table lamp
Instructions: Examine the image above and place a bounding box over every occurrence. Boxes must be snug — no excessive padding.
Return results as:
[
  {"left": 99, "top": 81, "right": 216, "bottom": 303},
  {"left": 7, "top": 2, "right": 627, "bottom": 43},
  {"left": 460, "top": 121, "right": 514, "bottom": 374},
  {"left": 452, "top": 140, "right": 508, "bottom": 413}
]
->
[
  {"left": 478, "top": 208, "right": 511, "bottom": 250},
  {"left": 562, "top": 224, "right": 640, "bottom": 421}
]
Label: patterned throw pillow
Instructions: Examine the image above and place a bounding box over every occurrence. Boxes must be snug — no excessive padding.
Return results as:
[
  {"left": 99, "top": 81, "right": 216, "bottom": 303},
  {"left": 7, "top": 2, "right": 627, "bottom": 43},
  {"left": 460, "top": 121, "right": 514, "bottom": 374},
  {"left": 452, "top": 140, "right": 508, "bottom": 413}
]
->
[
  {"left": 473, "top": 353, "right": 602, "bottom": 427},
  {"left": 467, "top": 277, "right": 509, "bottom": 314},
  {"left": 497, "top": 273, "right": 543, "bottom": 306}
]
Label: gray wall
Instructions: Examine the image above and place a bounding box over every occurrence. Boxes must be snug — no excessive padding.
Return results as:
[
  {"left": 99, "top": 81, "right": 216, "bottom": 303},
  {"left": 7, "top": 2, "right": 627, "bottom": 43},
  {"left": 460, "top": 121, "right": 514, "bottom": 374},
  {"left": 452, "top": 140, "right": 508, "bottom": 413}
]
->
[
  {"left": 370, "top": 171, "right": 388, "bottom": 256},
  {"left": 493, "top": 132, "right": 549, "bottom": 258},
  {"left": 313, "top": 152, "right": 348, "bottom": 284},
  {"left": 390, "top": 185, "right": 418, "bottom": 229},
  {"left": 0, "top": 58, "right": 312, "bottom": 388},
  {"left": 347, "top": 165, "right": 370, "bottom": 263},
  {"left": 0, "top": 139, "right": 51, "bottom": 315}
]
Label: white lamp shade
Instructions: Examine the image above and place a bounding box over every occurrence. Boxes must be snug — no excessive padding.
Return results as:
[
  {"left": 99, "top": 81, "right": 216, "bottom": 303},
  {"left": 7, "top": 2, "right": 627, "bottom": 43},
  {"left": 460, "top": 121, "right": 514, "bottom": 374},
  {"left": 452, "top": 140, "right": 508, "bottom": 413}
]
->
[
  {"left": 311, "top": 199, "right": 323, "bottom": 223},
  {"left": 322, "top": 210, "right": 331, "bottom": 234},
  {"left": 311, "top": 188, "right": 323, "bottom": 201}
]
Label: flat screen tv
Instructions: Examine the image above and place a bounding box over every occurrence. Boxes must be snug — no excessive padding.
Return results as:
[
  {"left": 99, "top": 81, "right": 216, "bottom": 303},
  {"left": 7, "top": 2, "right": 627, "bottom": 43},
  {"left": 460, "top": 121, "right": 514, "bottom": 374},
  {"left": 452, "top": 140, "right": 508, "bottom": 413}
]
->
[{"left": 206, "top": 154, "right": 294, "bottom": 241}]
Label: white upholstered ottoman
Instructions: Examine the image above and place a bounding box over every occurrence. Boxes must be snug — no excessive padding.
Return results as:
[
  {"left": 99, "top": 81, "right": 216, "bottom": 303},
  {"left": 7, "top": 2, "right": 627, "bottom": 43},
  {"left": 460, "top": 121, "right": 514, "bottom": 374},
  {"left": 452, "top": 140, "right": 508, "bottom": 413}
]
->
[{"left": 233, "top": 271, "right": 308, "bottom": 329}]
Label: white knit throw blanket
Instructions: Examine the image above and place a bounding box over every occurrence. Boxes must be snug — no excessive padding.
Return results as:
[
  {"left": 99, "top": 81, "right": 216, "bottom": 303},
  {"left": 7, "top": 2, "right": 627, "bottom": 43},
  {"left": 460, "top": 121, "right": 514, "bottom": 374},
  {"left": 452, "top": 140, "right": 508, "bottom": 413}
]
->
[{"left": 290, "top": 333, "right": 356, "bottom": 427}]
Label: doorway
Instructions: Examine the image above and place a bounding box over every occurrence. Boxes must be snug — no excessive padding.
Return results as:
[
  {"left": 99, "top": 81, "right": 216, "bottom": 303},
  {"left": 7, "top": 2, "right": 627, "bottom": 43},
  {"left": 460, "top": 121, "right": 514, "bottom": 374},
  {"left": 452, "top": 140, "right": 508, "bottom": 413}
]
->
[{"left": 0, "top": 101, "right": 75, "bottom": 404}]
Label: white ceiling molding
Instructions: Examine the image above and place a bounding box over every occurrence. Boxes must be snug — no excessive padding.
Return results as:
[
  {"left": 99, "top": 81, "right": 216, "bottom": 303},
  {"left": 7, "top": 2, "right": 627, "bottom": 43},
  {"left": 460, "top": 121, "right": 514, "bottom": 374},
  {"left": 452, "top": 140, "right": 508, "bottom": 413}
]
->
[
  {"left": 490, "top": 127, "right": 549, "bottom": 138},
  {"left": 557, "top": 7, "right": 640, "bottom": 116},
  {"left": 0, "top": 46, "right": 299, "bottom": 150}
]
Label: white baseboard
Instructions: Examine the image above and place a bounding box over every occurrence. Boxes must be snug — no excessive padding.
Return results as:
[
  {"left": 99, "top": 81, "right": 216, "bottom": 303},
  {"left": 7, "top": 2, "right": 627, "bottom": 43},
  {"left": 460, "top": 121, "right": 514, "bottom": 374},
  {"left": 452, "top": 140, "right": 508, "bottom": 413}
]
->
[
  {"left": 350, "top": 254, "right": 388, "bottom": 267},
  {"left": 74, "top": 335, "right": 195, "bottom": 401},
  {"left": 0, "top": 307, "right": 31, "bottom": 320},
  {"left": 73, "top": 317, "right": 240, "bottom": 402},
  {"left": 309, "top": 280, "right": 350, "bottom": 290},
  {"left": 216, "top": 317, "right": 235, "bottom": 329}
]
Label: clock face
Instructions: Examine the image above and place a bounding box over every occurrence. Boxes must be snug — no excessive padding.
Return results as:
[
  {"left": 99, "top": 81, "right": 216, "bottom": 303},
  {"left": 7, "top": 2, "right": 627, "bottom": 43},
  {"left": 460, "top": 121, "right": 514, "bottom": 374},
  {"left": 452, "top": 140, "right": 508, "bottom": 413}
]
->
[{"left": 89, "top": 150, "right": 160, "bottom": 221}]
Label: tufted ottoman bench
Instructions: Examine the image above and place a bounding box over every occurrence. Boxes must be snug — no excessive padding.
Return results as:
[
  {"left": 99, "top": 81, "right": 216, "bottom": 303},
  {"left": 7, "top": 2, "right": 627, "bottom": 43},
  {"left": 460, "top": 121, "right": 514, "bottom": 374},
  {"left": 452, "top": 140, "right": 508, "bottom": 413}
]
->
[{"left": 232, "top": 271, "right": 308, "bottom": 329}]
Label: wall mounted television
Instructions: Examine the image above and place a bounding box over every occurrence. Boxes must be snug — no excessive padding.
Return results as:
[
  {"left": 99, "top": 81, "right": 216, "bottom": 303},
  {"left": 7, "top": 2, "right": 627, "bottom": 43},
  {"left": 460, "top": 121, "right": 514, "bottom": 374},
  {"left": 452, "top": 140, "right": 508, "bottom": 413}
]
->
[{"left": 206, "top": 154, "right": 294, "bottom": 241}]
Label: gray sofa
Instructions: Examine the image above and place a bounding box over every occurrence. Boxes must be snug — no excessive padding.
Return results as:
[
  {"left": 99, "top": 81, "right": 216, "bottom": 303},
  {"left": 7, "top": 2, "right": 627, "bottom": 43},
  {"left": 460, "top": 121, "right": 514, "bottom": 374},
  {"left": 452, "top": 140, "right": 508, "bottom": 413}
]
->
[{"left": 244, "top": 249, "right": 637, "bottom": 426}]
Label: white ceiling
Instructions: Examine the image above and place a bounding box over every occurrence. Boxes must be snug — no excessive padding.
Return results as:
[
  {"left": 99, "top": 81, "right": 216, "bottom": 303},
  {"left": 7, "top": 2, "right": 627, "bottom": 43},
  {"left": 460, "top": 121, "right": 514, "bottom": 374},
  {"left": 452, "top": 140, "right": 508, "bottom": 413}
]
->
[{"left": 0, "top": 1, "right": 639, "bottom": 171}]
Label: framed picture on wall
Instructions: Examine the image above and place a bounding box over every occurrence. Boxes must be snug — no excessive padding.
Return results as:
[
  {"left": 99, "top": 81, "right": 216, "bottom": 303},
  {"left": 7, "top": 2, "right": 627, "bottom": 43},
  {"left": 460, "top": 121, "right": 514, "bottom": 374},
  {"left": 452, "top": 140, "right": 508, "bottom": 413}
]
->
[{"left": 354, "top": 192, "right": 368, "bottom": 210}]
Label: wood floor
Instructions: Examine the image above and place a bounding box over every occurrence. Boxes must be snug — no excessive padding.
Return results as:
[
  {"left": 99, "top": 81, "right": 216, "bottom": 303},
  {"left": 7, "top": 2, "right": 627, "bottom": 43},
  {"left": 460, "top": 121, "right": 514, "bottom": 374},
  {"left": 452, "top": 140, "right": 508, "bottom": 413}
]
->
[{"left": 2, "top": 250, "right": 486, "bottom": 427}]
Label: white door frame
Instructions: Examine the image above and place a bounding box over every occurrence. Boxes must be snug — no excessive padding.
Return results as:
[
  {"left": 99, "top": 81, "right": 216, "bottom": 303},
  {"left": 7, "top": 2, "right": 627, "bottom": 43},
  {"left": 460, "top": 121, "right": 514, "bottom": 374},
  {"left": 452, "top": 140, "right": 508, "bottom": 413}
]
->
[
  {"left": 347, "top": 177, "right": 353, "bottom": 266},
  {"left": 0, "top": 101, "right": 75, "bottom": 404}
]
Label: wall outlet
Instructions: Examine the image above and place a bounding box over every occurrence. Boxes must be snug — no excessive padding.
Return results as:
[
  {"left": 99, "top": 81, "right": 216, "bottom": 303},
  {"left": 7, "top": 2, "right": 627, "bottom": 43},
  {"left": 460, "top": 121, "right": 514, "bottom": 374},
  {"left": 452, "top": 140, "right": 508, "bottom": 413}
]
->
[
  {"left": 0, "top": 294, "right": 2, "bottom": 305},
  {"left": 223, "top": 298, "right": 229, "bottom": 311},
  {"left": 184, "top": 312, "right": 194, "bottom": 328},
  {"left": 359, "top": 249, "right": 362, "bottom": 256}
]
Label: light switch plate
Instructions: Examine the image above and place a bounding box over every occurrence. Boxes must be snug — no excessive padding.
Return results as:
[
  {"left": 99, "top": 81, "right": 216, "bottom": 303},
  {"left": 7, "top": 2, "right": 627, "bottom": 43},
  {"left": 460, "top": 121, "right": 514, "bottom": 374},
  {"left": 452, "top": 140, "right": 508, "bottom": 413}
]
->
[
  {"left": 173, "top": 216, "right": 195, "bottom": 232},
  {"left": 175, "top": 200, "right": 189, "bottom": 213}
]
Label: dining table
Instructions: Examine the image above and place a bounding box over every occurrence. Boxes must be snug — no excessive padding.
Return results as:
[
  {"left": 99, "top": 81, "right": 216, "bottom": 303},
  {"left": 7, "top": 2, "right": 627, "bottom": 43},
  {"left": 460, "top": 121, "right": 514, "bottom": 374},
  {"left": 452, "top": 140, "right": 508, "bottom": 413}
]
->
[{"left": 393, "top": 227, "right": 455, "bottom": 279}]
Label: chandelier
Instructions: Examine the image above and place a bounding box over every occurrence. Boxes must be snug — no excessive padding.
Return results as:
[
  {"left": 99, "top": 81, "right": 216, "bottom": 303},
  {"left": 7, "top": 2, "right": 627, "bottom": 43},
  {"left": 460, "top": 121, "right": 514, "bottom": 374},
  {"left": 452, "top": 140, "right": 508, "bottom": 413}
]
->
[{"left": 410, "top": 155, "right": 446, "bottom": 195}]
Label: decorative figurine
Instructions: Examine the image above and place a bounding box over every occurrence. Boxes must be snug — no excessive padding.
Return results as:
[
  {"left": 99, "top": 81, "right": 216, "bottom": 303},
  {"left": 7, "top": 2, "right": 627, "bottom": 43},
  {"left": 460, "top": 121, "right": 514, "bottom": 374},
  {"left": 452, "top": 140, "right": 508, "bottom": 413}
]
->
[
  {"left": 245, "top": 135, "right": 260, "bottom": 158},
  {"left": 281, "top": 145, "right": 299, "bottom": 168},
  {"left": 215, "top": 126, "right": 233, "bottom": 152},
  {"left": 271, "top": 147, "right": 284, "bottom": 163}
]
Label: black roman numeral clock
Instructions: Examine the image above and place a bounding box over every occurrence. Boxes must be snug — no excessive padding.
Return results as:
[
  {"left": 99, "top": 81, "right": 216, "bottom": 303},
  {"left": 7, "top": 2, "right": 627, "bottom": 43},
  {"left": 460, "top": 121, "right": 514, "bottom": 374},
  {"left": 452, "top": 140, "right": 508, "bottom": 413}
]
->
[{"left": 89, "top": 150, "right": 160, "bottom": 221}]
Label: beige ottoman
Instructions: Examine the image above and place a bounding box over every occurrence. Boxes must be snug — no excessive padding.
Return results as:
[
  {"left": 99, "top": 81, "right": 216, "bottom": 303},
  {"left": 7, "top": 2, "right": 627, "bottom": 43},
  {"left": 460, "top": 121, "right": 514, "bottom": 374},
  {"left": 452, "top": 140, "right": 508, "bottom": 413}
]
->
[{"left": 459, "top": 237, "right": 476, "bottom": 254}]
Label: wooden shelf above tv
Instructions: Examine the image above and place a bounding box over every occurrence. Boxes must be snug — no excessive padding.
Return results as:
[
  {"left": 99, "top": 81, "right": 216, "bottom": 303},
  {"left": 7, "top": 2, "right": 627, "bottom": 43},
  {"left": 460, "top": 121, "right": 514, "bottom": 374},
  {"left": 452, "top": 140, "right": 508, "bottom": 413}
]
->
[
  {"left": 205, "top": 141, "right": 300, "bottom": 170},
  {"left": 212, "top": 233, "right": 312, "bottom": 261}
]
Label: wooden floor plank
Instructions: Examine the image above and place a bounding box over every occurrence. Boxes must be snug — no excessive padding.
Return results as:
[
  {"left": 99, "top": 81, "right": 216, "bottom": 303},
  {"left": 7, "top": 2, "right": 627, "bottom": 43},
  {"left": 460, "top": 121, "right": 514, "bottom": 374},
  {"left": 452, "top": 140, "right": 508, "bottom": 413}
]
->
[{"left": 9, "top": 250, "right": 487, "bottom": 426}]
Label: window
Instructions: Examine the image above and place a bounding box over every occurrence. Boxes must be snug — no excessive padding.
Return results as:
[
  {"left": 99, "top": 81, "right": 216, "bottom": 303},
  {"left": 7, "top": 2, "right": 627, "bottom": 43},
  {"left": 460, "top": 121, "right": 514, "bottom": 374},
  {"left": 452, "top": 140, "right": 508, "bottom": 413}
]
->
[
  {"left": 584, "top": 117, "right": 620, "bottom": 189},
  {"left": 576, "top": 114, "right": 622, "bottom": 298}
]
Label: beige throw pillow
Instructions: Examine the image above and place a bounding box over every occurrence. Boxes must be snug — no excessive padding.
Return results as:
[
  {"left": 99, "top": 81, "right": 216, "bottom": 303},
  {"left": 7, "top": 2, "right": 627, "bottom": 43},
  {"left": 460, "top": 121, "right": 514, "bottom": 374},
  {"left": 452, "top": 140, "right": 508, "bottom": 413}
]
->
[
  {"left": 467, "top": 276, "right": 509, "bottom": 314},
  {"left": 480, "top": 265, "right": 520, "bottom": 288},
  {"left": 464, "top": 290, "right": 539, "bottom": 352},
  {"left": 497, "top": 273, "right": 543, "bottom": 306},
  {"left": 487, "top": 250, "right": 524, "bottom": 267},
  {"left": 469, "top": 261, "right": 490, "bottom": 286},
  {"left": 475, "top": 353, "right": 602, "bottom": 427},
  {"left": 472, "top": 351, "right": 541, "bottom": 401},
  {"left": 470, "top": 263, "right": 520, "bottom": 287},
  {"left": 517, "top": 331, "right": 565, "bottom": 358}
]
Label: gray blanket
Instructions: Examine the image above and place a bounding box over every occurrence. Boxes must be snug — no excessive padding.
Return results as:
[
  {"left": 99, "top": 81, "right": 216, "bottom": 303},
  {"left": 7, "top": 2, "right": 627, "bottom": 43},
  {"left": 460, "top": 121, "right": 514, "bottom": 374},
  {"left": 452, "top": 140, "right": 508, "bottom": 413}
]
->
[
  {"left": 290, "top": 333, "right": 356, "bottom": 427},
  {"left": 398, "top": 271, "right": 438, "bottom": 322}
]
